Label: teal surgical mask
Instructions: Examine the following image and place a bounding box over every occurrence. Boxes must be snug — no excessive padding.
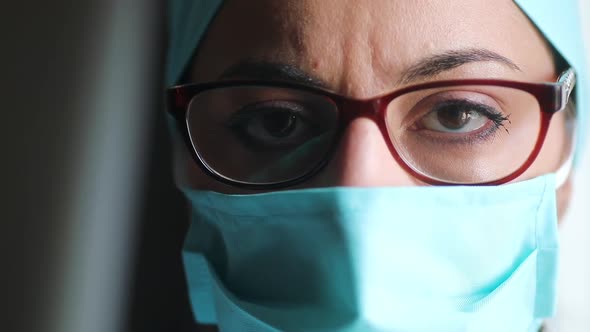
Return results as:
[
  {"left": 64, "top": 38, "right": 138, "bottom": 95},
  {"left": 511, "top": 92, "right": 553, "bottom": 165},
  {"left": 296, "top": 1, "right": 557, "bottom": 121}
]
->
[{"left": 181, "top": 155, "right": 572, "bottom": 332}]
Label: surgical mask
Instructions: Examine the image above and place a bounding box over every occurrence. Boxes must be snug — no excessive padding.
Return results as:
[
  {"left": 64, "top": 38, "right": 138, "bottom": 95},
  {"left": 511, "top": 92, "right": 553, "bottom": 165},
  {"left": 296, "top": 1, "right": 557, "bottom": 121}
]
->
[{"left": 181, "top": 154, "right": 572, "bottom": 332}]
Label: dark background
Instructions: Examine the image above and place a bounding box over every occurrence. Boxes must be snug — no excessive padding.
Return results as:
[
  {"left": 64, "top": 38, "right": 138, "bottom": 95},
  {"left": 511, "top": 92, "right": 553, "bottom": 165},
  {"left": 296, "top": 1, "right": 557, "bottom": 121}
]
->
[{"left": 2, "top": 1, "right": 194, "bottom": 331}]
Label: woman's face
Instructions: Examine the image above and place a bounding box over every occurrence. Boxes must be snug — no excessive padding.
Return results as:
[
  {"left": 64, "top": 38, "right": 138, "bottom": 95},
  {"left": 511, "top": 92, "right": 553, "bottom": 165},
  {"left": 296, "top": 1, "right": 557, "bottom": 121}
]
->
[{"left": 179, "top": 0, "right": 572, "bottom": 215}]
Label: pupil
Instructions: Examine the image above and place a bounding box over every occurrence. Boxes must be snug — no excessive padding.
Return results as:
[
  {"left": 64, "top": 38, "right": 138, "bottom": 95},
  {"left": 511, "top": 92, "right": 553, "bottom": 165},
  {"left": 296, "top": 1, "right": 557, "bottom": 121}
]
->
[
  {"left": 262, "top": 111, "right": 297, "bottom": 137},
  {"left": 437, "top": 108, "right": 471, "bottom": 129}
]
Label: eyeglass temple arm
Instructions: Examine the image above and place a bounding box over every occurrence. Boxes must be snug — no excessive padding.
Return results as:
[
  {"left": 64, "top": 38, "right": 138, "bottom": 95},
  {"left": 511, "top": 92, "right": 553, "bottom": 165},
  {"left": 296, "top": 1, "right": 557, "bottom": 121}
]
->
[{"left": 557, "top": 68, "right": 576, "bottom": 111}]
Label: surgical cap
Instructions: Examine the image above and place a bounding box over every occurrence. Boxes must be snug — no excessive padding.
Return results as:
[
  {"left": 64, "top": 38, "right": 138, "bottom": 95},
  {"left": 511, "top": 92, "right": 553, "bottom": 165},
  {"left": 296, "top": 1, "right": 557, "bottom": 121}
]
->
[{"left": 166, "top": 0, "right": 589, "bottom": 163}]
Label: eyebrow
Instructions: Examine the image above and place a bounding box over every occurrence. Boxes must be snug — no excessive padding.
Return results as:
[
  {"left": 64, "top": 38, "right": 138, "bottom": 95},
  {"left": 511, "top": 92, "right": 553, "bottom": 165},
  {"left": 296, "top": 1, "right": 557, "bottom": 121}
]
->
[
  {"left": 219, "top": 60, "right": 329, "bottom": 89},
  {"left": 219, "top": 48, "right": 521, "bottom": 89},
  {"left": 399, "top": 48, "right": 521, "bottom": 84}
]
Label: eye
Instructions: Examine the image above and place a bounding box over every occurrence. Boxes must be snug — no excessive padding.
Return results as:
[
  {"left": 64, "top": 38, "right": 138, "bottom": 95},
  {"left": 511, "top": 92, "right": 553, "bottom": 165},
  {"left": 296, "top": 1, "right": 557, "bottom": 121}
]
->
[
  {"left": 256, "top": 109, "right": 298, "bottom": 138},
  {"left": 417, "top": 100, "right": 509, "bottom": 135},
  {"left": 227, "top": 100, "right": 322, "bottom": 150}
]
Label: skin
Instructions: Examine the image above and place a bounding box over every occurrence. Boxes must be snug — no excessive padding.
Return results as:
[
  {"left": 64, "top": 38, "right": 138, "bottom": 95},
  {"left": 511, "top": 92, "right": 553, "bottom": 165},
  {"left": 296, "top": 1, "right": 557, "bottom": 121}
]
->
[
  {"left": 176, "top": 1, "right": 574, "bottom": 328},
  {"left": 179, "top": 0, "right": 573, "bottom": 206}
]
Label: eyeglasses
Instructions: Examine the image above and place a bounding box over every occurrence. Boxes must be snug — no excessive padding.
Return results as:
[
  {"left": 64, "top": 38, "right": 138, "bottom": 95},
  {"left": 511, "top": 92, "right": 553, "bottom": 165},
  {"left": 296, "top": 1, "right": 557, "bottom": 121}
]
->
[{"left": 167, "top": 69, "right": 575, "bottom": 190}]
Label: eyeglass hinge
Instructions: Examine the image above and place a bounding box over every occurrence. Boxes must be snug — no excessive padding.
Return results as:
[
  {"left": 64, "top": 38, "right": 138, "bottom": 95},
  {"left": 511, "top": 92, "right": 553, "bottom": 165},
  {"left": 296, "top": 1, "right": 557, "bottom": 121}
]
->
[{"left": 557, "top": 68, "right": 576, "bottom": 111}]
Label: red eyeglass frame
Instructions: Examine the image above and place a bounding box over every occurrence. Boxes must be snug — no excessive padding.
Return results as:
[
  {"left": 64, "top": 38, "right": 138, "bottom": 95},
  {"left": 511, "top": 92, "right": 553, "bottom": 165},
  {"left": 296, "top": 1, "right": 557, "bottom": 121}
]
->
[{"left": 167, "top": 68, "right": 575, "bottom": 190}]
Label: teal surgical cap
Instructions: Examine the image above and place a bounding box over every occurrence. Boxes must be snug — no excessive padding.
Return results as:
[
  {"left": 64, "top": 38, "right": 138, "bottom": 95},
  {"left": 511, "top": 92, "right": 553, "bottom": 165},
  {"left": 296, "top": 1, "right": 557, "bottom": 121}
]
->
[{"left": 166, "top": 0, "right": 589, "bottom": 163}]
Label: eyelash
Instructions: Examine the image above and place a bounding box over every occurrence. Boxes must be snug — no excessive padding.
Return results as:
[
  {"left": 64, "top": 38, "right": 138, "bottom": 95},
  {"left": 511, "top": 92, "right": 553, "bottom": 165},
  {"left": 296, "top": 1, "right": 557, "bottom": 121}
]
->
[{"left": 415, "top": 99, "right": 512, "bottom": 144}]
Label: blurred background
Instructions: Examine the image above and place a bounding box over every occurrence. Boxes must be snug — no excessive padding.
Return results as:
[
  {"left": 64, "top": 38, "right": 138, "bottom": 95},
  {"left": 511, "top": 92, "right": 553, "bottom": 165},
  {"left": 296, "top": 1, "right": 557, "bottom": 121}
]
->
[{"left": 2, "top": 1, "right": 589, "bottom": 332}]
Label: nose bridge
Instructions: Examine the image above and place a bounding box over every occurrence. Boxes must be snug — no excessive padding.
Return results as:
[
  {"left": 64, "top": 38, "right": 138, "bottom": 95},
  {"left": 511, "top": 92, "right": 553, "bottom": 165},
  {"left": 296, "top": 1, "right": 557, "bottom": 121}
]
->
[
  {"left": 311, "top": 115, "right": 416, "bottom": 188},
  {"left": 339, "top": 97, "right": 379, "bottom": 123}
]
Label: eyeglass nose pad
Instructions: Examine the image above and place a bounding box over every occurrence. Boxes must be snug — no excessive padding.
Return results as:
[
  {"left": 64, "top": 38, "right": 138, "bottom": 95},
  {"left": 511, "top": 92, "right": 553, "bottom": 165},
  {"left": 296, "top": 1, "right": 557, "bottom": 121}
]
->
[{"left": 311, "top": 112, "right": 417, "bottom": 188}]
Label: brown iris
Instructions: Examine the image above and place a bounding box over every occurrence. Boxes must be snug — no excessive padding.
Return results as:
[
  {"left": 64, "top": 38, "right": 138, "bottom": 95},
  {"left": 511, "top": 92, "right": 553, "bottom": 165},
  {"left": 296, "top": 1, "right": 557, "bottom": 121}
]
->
[{"left": 437, "top": 107, "right": 473, "bottom": 130}]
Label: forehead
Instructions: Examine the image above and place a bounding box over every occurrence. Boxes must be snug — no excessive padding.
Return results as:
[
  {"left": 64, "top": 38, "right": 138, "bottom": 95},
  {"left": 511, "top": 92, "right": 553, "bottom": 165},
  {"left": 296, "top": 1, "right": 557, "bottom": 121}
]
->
[{"left": 189, "top": 0, "right": 554, "bottom": 95}]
